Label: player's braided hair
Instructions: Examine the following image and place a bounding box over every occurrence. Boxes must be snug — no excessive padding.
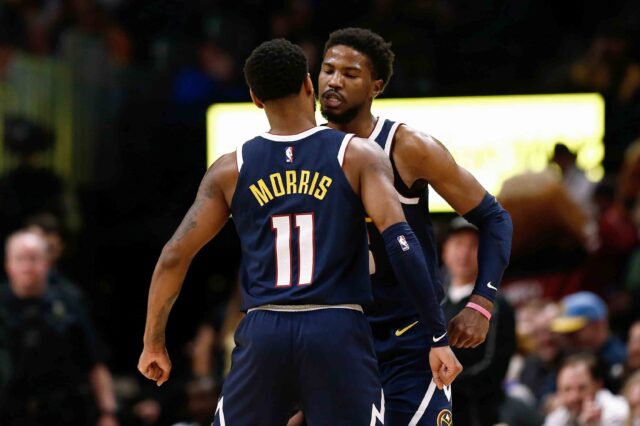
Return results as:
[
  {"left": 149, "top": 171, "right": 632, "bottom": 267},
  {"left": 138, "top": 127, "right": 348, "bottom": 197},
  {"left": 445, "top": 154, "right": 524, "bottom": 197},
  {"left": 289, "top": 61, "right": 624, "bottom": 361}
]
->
[
  {"left": 244, "top": 39, "right": 308, "bottom": 102},
  {"left": 324, "top": 28, "right": 395, "bottom": 92}
]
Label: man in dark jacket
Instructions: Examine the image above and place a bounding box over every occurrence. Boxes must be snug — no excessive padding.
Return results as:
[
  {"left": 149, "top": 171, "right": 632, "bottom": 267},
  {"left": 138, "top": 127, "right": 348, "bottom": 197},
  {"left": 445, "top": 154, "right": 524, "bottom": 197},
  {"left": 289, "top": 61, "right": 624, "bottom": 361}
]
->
[
  {"left": 1, "top": 230, "right": 118, "bottom": 425},
  {"left": 442, "top": 217, "right": 519, "bottom": 426}
]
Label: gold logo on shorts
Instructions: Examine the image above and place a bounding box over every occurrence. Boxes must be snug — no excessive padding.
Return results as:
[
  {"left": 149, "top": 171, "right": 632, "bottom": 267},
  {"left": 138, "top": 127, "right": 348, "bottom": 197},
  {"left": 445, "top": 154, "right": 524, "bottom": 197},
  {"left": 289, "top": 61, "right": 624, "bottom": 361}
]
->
[
  {"left": 394, "top": 321, "right": 419, "bottom": 336},
  {"left": 437, "top": 409, "right": 452, "bottom": 426}
]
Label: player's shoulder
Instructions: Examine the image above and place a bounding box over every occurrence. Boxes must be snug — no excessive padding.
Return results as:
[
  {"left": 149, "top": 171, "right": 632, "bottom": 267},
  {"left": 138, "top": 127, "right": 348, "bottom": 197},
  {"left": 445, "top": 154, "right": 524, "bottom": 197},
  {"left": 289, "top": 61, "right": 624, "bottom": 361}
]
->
[
  {"left": 204, "top": 151, "right": 238, "bottom": 185},
  {"left": 320, "top": 126, "right": 357, "bottom": 145},
  {"left": 346, "top": 135, "right": 387, "bottom": 162},
  {"left": 211, "top": 151, "right": 237, "bottom": 171},
  {"left": 394, "top": 123, "right": 438, "bottom": 150},
  {"left": 393, "top": 123, "right": 448, "bottom": 162},
  {"left": 342, "top": 136, "right": 392, "bottom": 185}
]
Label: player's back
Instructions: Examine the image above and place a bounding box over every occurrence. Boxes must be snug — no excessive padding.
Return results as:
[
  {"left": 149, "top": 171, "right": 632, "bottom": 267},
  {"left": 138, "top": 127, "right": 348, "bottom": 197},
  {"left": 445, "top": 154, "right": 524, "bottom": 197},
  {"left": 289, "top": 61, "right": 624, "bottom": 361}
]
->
[{"left": 230, "top": 126, "right": 371, "bottom": 310}]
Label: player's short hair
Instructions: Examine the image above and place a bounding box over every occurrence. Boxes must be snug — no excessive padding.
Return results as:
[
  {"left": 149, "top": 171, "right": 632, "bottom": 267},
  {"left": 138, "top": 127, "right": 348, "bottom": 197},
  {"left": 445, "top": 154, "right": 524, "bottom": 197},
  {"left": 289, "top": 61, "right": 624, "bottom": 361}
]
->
[
  {"left": 324, "top": 28, "right": 395, "bottom": 92},
  {"left": 243, "top": 39, "right": 308, "bottom": 102}
]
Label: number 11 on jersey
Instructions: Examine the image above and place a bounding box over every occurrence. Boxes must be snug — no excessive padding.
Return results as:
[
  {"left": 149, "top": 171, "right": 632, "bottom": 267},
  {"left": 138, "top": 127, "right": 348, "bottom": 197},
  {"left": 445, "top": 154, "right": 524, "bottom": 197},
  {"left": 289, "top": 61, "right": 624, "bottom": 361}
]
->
[{"left": 271, "top": 213, "right": 315, "bottom": 287}]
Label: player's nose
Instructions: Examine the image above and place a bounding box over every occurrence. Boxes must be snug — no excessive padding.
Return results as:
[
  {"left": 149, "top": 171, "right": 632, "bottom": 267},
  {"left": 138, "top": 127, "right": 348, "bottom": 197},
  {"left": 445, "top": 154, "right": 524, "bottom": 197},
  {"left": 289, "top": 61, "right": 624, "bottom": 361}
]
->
[{"left": 327, "top": 72, "right": 343, "bottom": 88}]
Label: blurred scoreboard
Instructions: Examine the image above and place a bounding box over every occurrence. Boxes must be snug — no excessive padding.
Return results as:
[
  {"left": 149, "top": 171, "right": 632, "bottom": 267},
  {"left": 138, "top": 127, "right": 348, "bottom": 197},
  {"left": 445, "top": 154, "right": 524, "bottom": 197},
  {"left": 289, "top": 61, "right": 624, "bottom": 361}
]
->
[{"left": 207, "top": 94, "right": 604, "bottom": 212}]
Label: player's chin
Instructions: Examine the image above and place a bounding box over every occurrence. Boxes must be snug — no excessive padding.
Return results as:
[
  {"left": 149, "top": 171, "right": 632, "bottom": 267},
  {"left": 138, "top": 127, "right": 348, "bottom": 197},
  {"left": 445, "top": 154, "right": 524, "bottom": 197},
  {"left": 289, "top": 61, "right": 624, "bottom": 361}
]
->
[
  {"left": 320, "top": 106, "right": 350, "bottom": 124},
  {"left": 320, "top": 104, "right": 338, "bottom": 116}
]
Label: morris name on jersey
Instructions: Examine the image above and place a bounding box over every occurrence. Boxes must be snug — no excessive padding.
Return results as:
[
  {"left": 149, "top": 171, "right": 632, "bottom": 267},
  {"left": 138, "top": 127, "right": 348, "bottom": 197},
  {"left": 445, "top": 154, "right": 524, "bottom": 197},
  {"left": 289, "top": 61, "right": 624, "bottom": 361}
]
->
[{"left": 249, "top": 170, "right": 333, "bottom": 206}]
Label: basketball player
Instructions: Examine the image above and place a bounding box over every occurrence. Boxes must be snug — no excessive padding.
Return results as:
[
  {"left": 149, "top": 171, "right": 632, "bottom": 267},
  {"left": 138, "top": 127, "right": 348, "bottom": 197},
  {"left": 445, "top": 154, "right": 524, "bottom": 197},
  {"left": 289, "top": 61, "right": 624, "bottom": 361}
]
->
[
  {"left": 319, "top": 28, "right": 513, "bottom": 425},
  {"left": 138, "top": 39, "right": 461, "bottom": 425}
]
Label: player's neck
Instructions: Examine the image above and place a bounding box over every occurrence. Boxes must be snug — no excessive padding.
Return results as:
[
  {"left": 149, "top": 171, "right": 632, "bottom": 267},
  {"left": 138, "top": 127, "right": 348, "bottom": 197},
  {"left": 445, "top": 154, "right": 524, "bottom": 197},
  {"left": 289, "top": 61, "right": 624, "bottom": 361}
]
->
[
  {"left": 264, "top": 102, "right": 317, "bottom": 136},
  {"left": 328, "top": 110, "right": 377, "bottom": 138}
]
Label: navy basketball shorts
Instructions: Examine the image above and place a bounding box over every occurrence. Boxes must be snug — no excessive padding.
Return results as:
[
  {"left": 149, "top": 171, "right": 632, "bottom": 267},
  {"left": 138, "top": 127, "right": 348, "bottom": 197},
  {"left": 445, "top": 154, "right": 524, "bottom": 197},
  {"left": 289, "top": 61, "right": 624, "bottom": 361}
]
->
[
  {"left": 213, "top": 308, "right": 385, "bottom": 426},
  {"left": 373, "top": 319, "right": 453, "bottom": 426}
]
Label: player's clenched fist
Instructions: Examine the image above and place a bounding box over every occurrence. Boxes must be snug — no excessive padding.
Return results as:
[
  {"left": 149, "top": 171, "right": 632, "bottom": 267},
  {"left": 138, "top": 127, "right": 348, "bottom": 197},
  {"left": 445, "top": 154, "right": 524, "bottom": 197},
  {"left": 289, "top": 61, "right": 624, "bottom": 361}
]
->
[
  {"left": 138, "top": 346, "right": 172, "bottom": 386},
  {"left": 429, "top": 346, "right": 463, "bottom": 390},
  {"left": 448, "top": 295, "right": 492, "bottom": 348}
]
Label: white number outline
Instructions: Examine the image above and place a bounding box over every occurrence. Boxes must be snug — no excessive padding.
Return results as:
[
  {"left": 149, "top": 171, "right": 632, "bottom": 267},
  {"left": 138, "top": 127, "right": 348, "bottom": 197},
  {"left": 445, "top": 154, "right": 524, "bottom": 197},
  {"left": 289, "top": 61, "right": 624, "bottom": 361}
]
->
[{"left": 271, "top": 213, "right": 315, "bottom": 287}]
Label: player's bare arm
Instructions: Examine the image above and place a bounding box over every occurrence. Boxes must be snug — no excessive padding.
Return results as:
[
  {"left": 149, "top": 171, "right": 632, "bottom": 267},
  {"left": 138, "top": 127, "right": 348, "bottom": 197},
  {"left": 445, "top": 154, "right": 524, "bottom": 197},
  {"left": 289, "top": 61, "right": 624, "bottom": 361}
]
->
[
  {"left": 342, "top": 136, "right": 404, "bottom": 231},
  {"left": 138, "top": 153, "right": 238, "bottom": 386},
  {"left": 392, "top": 125, "right": 485, "bottom": 215},
  {"left": 344, "top": 137, "right": 462, "bottom": 388},
  {"left": 393, "top": 125, "right": 513, "bottom": 349}
]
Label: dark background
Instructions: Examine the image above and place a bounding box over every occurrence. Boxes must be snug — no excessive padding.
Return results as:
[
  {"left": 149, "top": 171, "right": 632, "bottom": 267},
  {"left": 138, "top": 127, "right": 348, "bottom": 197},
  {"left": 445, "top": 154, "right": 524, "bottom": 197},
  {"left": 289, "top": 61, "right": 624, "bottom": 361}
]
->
[{"left": 1, "top": 0, "right": 640, "bottom": 379}]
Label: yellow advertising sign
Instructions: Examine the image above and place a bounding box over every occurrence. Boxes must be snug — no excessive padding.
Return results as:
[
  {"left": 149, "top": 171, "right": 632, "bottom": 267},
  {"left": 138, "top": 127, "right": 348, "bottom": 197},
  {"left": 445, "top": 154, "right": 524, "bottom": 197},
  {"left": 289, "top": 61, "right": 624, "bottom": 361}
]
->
[{"left": 207, "top": 94, "right": 604, "bottom": 212}]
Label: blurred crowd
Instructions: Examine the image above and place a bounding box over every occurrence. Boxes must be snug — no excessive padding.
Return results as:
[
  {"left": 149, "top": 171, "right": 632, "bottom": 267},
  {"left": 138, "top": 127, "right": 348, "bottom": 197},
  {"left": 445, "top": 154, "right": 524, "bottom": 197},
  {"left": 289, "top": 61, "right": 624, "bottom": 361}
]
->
[{"left": 2, "top": 0, "right": 640, "bottom": 425}]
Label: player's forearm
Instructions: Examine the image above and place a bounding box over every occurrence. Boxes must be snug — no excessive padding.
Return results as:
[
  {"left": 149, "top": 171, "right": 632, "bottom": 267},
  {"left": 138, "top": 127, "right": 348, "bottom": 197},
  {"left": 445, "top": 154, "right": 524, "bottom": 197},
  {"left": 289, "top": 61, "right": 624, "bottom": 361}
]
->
[
  {"left": 382, "top": 222, "right": 448, "bottom": 346},
  {"left": 464, "top": 192, "right": 513, "bottom": 302},
  {"left": 143, "top": 246, "right": 192, "bottom": 347}
]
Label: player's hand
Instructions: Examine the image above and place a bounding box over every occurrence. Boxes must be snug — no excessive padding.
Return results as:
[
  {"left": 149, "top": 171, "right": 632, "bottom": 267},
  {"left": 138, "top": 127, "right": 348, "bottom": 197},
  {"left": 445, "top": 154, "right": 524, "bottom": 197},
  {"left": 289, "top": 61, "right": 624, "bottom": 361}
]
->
[
  {"left": 137, "top": 346, "right": 172, "bottom": 386},
  {"left": 429, "top": 346, "right": 462, "bottom": 390},
  {"left": 447, "top": 295, "right": 492, "bottom": 348}
]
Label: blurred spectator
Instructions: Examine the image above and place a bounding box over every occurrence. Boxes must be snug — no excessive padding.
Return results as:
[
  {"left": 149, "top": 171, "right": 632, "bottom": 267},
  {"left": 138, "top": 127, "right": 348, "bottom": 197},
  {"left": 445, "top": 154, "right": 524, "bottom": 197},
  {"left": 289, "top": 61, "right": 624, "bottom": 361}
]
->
[
  {"left": 298, "top": 38, "right": 321, "bottom": 81},
  {"left": 0, "top": 230, "right": 118, "bottom": 425},
  {"left": 618, "top": 140, "right": 640, "bottom": 230},
  {"left": 623, "top": 371, "right": 640, "bottom": 426},
  {"left": 0, "top": 296, "right": 9, "bottom": 389},
  {"left": 191, "top": 284, "right": 242, "bottom": 380},
  {"left": 584, "top": 147, "right": 640, "bottom": 296},
  {"left": 181, "top": 376, "right": 220, "bottom": 426},
  {"left": 0, "top": 39, "right": 13, "bottom": 79},
  {"left": 441, "top": 218, "right": 524, "bottom": 425},
  {"left": 58, "top": 0, "right": 133, "bottom": 66},
  {"left": 499, "top": 170, "right": 589, "bottom": 271},
  {"left": 550, "top": 143, "right": 596, "bottom": 219},
  {"left": 551, "top": 292, "right": 627, "bottom": 389},
  {"left": 0, "top": 117, "right": 66, "bottom": 248},
  {"left": 592, "top": 175, "right": 637, "bottom": 272},
  {"left": 171, "top": 39, "right": 246, "bottom": 107},
  {"left": 26, "top": 213, "right": 65, "bottom": 268},
  {"left": 127, "top": 378, "right": 187, "bottom": 426},
  {"left": 570, "top": 24, "right": 640, "bottom": 105},
  {"left": 619, "top": 141, "right": 640, "bottom": 320},
  {"left": 569, "top": 22, "right": 640, "bottom": 169},
  {"left": 518, "top": 301, "right": 563, "bottom": 409},
  {"left": 623, "top": 321, "right": 640, "bottom": 381},
  {"left": 544, "top": 353, "right": 629, "bottom": 426},
  {"left": 498, "top": 171, "right": 590, "bottom": 305},
  {"left": 25, "top": 212, "right": 86, "bottom": 305}
]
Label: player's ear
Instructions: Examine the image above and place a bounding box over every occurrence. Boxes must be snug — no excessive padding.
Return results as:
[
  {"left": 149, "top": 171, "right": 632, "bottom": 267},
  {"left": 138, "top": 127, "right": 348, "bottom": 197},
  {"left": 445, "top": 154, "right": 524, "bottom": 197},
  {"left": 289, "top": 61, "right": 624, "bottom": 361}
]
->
[
  {"left": 304, "top": 74, "right": 314, "bottom": 96},
  {"left": 372, "top": 79, "right": 384, "bottom": 99},
  {"left": 249, "top": 89, "right": 264, "bottom": 109}
]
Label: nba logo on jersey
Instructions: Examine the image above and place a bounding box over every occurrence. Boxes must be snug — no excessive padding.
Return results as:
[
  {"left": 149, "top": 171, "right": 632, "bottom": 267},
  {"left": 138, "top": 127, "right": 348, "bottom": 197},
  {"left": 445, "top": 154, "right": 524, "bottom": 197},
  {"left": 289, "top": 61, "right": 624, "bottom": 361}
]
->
[
  {"left": 285, "top": 146, "right": 294, "bottom": 163},
  {"left": 397, "top": 235, "right": 410, "bottom": 251}
]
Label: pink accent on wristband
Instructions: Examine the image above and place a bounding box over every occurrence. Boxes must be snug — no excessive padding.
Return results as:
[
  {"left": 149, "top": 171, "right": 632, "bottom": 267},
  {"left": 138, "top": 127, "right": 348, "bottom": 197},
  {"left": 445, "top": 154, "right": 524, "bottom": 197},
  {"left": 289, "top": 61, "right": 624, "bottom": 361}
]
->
[{"left": 466, "top": 302, "right": 492, "bottom": 320}]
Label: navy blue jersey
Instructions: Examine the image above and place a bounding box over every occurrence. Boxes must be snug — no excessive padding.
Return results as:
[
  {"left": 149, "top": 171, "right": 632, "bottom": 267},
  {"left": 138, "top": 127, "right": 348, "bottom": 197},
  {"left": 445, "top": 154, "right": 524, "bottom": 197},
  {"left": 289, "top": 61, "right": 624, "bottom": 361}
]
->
[
  {"left": 231, "top": 127, "right": 371, "bottom": 311},
  {"left": 365, "top": 118, "right": 445, "bottom": 329}
]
